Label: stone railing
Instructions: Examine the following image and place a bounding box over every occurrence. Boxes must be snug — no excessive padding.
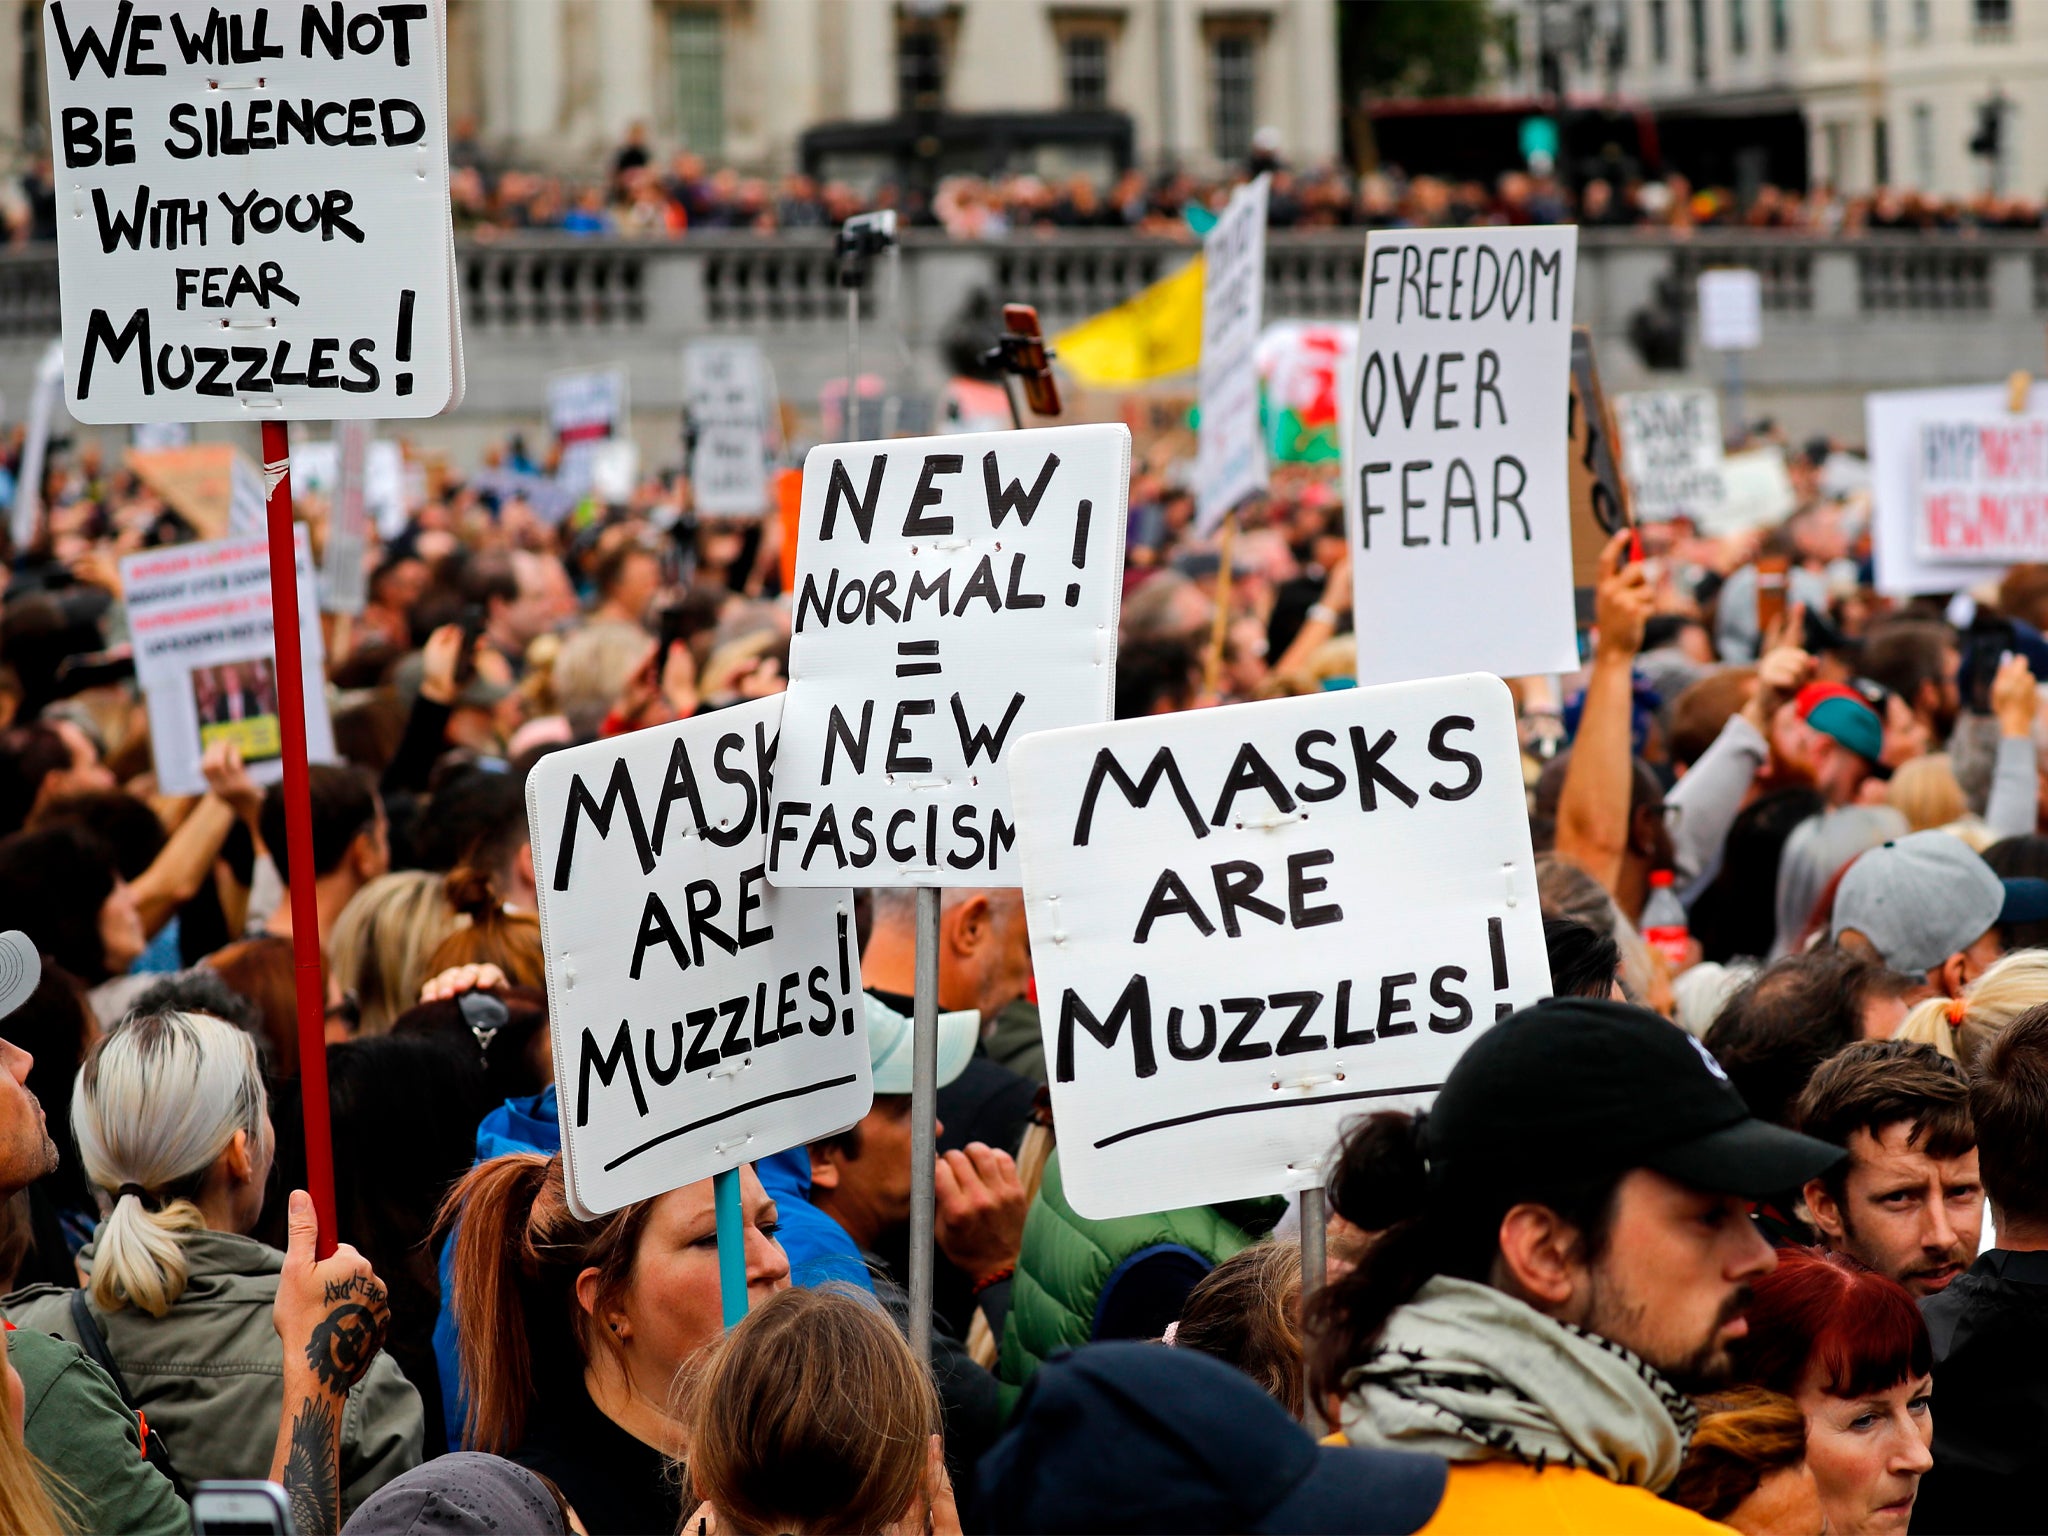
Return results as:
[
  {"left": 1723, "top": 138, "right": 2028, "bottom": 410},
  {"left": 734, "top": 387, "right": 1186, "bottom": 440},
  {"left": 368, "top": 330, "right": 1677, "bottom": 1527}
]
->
[{"left": 4, "top": 227, "right": 2046, "bottom": 439}]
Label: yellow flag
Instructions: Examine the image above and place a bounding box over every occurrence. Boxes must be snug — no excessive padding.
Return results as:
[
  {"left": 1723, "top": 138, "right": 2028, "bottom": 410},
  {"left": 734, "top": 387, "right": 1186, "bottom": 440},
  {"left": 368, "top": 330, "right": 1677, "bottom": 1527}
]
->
[{"left": 1052, "top": 256, "right": 1205, "bottom": 388}]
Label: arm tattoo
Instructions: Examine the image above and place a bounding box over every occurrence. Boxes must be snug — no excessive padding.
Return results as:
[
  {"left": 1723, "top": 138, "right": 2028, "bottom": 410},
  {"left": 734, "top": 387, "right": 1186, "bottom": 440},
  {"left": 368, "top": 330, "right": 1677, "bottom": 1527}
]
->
[{"left": 283, "top": 1397, "right": 340, "bottom": 1536}]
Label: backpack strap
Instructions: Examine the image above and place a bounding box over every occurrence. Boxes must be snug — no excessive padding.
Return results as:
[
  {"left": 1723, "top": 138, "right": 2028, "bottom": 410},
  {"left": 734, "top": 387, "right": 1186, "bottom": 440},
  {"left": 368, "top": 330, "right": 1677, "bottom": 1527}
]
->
[{"left": 65, "top": 1289, "right": 189, "bottom": 1501}]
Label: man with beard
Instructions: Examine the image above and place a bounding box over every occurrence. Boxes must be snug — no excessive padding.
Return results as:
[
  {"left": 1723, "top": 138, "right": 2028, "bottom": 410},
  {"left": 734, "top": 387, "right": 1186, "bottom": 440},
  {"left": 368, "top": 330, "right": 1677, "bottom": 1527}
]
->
[
  {"left": 1793, "top": 1040, "right": 1982, "bottom": 1298},
  {"left": 1313, "top": 999, "right": 1843, "bottom": 1533}
]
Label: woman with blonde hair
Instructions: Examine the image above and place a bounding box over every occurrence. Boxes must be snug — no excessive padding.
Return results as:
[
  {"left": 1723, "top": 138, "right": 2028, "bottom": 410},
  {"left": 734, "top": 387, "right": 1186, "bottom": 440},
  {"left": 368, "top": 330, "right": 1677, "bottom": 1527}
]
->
[
  {"left": 1, "top": 1010, "right": 422, "bottom": 1506},
  {"left": 328, "top": 870, "right": 462, "bottom": 1036},
  {"left": 0, "top": 1323, "right": 69, "bottom": 1535},
  {"left": 684, "top": 1286, "right": 952, "bottom": 1536},
  {"left": 1897, "top": 947, "right": 2048, "bottom": 1069},
  {"left": 1886, "top": 754, "right": 1971, "bottom": 835}
]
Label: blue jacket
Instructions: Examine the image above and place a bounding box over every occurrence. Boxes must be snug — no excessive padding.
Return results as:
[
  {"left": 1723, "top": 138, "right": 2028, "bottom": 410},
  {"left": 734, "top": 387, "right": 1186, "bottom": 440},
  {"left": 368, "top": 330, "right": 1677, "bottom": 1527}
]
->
[{"left": 431, "top": 1088, "right": 869, "bottom": 1448}]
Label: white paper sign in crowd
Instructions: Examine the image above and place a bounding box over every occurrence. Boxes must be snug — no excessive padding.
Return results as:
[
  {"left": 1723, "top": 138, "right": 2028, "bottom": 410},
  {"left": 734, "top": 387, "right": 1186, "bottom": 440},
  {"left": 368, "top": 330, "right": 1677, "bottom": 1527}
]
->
[
  {"left": 1615, "top": 388, "right": 1727, "bottom": 524},
  {"left": 1911, "top": 414, "right": 2048, "bottom": 561},
  {"left": 770, "top": 424, "right": 1129, "bottom": 889},
  {"left": 121, "top": 529, "right": 334, "bottom": 795},
  {"left": 526, "top": 694, "right": 872, "bottom": 1218},
  {"left": 1345, "top": 226, "right": 1580, "bottom": 686},
  {"left": 1195, "top": 174, "right": 1269, "bottom": 534},
  {"left": 1866, "top": 383, "right": 2026, "bottom": 596},
  {"left": 550, "top": 367, "right": 629, "bottom": 500},
  {"left": 684, "top": 339, "right": 774, "bottom": 518},
  {"left": 43, "top": 0, "right": 460, "bottom": 422},
  {"left": 319, "top": 418, "right": 371, "bottom": 613},
  {"left": 1697, "top": 269, "right": 1763, "bottom": 351},
  {"left": 1010, "top": 675, "right": 1550, "bottom": 1219}
]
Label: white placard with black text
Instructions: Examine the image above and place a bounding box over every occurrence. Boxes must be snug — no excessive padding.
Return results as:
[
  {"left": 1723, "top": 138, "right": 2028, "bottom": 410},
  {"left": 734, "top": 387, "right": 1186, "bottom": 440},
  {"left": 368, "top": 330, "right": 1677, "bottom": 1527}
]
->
[
  {"left": 1698, "top": 269, "right": 1763, "bottom": 352},
  {"left": 121, "top": 529, "right": 333, "bottom": 795},
  {"left": 527, "top": 694, "right": 871, "bottom": 1219},
  {"left": 1615, "top": 388, "right": 1727, "bottom": 524},
  {"left": 684, "top": 339, "right": 773, "bottom": 518},
  {"left": 1010, "top": 675, "right": 1549, "bottom": 1219},
  {"left": 1345, "top": 226, "right": 1579, "bottom": 685},
  {"left": 43, "top": 0, "right": 458, "bottom": 421},
  {"left": 1195, "top": 174, "right": 1268, "bottom": 534},
  {"left": 769, "top": 424, "right": 1128, "bottom": 888}
]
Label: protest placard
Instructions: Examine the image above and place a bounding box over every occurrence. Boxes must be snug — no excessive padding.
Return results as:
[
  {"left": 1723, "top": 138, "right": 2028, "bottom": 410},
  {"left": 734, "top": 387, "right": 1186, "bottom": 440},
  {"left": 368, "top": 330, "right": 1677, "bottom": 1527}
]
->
[
  {"left": 1698, "top": 269, "right": 1763, "bottom": 351},
  {"left": 768, "top": 424, "right": 1128, "bottom": 889},
  {"left": 1009, "top": 674, "right": 1548, "bottom": 1218},
  {"left": 319, "top": 418, "right": 370, "bottom": 613},
  {"left": 1567, "top": 327, "right": 1632, "bottom": 617},
  {"left": 526, "top": 694, "right": 871, "bottom": 1218},
  {"left": 43, "top": 0, "right": 459, "bottom": 422},
  {"left": 684, "top": 339, "right": 774, "bottom": 518},
  {"left": 226, "top": 447, "right": 266, "bottom": 535},
  {"left": 1195, "top": 174, "right": 1268, "bottom": 534},
  {"left": 121, "top": 528, "right": 333, "bottom": 794},
  {"left": 1616, "top": 387, "right": 1727, "bottom": 524},
  {"left": 550, "top": 367, "right": 629, "bottom": 500},
  {"left": 295, "top": 430, "right": 405, "bottom": 535},
  {"left": 1867, "top": 383, "right": 2023, "bottom": 595},
  {"left": 1910, "top": 413, "right": 2048, "bottom": 561},
  {"left": 12, "top": 341, "right": 65, "bottom": 550},
  {"left": 1345, "top": 226, "right": 1579, "bottom": 685}
]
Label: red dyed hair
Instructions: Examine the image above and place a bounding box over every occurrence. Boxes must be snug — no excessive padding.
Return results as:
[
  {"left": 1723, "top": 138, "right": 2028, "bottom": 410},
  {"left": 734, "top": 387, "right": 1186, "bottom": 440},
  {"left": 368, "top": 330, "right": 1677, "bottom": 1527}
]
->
[{"left": 1737, "top": 1247, "right": 1932, "bottom": 1399}]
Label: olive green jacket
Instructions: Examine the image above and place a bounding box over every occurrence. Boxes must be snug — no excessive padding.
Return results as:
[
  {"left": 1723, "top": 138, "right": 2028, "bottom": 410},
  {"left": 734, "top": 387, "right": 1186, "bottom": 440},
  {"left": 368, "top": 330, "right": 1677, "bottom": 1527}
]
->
[
  {"left": 8, "top": 1325, "right": 189, "bottom": 1536},
  {"left": 5, "top": 1227, "right": 422, "bottom": 1520}
]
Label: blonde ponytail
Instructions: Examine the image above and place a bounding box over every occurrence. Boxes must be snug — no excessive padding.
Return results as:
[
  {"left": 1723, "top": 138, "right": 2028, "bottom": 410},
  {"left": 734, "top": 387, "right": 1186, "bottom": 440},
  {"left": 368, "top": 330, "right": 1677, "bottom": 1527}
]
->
[
  {"left": 1894, "top": 948, "right": 2048, "bottom": 1071},
  {"left": 1897, "top": 995, "right": 1964, "bottom": 1061},
  {"left": 72, "top": 1011, "right": 268, "bottom": 1317}
]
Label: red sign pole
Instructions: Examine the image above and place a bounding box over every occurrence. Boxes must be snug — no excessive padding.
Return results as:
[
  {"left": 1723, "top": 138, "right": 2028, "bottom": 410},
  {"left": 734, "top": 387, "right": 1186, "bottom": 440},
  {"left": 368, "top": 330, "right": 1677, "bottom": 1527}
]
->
[{"left": 259, "top": 417, "right": 338, "bottom": 1259}]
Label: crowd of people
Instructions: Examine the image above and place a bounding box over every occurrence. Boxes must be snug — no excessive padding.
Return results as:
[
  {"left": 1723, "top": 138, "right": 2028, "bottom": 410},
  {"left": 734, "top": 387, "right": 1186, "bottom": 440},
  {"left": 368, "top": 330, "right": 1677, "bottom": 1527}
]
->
[
  {"left": 8, "top": 117, "right": 2042, "bottom": 248},
  {"left": 0, "top": 383, "right": 2043, "bottom": 1536}
]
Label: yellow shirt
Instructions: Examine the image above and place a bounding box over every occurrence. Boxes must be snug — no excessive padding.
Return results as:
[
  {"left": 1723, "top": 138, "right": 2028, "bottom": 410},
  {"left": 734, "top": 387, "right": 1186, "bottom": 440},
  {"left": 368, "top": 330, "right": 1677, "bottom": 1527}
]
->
[{"left": 1416, "top": 1461, "right": 1737, "bottom": 1536}]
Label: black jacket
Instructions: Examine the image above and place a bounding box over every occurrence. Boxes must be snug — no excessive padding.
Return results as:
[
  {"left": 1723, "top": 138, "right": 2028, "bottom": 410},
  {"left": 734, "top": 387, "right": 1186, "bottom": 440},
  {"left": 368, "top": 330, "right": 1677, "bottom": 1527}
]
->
[{"left": 1915, "top": 1248, "right": 2048, "bottom": 1535}]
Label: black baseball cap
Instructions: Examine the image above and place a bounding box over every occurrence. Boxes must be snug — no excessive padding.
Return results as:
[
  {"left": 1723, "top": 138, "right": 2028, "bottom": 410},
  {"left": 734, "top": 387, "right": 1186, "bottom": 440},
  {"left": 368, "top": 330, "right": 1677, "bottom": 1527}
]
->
[
  {"left": 1423, "top": 998, "right": 1843, "bottom": 1199},
  {"left": 972, "top": 1343, "right": 1447, "bottom": 1535}
]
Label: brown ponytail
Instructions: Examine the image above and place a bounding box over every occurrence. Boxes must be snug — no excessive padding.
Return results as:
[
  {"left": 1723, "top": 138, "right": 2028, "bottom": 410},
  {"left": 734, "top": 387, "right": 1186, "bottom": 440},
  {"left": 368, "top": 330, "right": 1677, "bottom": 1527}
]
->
[
  {"left": 434, "top": 1153, "right": 657, "bottom": 1454},
  {"left": 423, "top": 868, "right": 545, "bottom": 988}
]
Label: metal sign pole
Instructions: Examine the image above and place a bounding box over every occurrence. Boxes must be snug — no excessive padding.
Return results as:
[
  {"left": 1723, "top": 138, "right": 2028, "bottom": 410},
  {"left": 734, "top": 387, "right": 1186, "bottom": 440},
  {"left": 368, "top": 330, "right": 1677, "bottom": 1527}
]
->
[
  {"left": 1299, "top": 1184, "right": 1328, "bottom": 1433},
  {"left": 908, "top": 886, "right": 941, "bottom": 1362}
]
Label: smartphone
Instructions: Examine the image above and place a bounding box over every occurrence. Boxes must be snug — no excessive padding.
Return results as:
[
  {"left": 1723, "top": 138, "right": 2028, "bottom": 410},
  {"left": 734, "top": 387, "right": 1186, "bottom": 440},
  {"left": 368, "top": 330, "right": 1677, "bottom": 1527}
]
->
[
  {"left": 1965, "top": 617, "right": 2019, "bottom": 715},
  {"left": 455, "top": 603, "right": 486, "bottom": 686},
  {"left": 192, "top": 1480, "right": 295, "bottom": 1535},
  {"left": 52, "top": 646, "right": 136, "bottom": 694},
  {"left": 1755, "top": 554, "right": 1789, "bottom": 639},
  {"left": 1000, "top": 304, "right": 1063, "bottom": 418}
]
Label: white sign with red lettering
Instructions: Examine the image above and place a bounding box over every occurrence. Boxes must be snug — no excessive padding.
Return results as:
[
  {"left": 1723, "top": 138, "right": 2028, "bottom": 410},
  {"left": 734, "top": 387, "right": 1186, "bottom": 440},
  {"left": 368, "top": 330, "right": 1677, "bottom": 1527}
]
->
[
  {"left": 1913, "top": 414, "right": 2048, "bottom": 561},
  {"left": 121, "top": 530, "right": 333, "bottom": 794}
]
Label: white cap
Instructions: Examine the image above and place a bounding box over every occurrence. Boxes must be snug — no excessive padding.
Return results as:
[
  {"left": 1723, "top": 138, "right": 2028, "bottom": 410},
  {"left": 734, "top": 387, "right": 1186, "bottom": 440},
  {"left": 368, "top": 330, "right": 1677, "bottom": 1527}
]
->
[
  {"left": 864, "top": 993, "right": 978, "bottom": 1095},
  {"left": 0, "top": 933, "right": 39, "bottom": 1023}
]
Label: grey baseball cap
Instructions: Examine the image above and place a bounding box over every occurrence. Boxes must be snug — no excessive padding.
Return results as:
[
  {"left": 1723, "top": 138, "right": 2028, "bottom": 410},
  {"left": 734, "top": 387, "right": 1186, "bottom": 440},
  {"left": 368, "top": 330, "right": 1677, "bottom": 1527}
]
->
[
  {"left": 1831, "top": 831, "right": 2048, "bottom": 974},
  {"left": 0, "top": 933, "right": 39, "bottom": 1023}
]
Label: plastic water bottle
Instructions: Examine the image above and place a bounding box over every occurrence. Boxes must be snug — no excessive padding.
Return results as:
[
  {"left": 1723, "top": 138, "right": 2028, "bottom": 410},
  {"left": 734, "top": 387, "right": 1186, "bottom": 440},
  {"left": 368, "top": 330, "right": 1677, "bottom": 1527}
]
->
[{"left": 1643, "top": 870, "right": 1689, "bottom": 970}]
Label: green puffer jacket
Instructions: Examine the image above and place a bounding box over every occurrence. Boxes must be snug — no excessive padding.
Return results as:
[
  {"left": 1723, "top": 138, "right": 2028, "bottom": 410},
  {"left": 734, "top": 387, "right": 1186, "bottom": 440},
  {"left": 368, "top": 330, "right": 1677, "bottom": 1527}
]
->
[
  {"left": 5, "top": 1227, "right": 423, "bottom": 1521},
  {"left": 996, "top": 1147, "right": 1284, "bottom": 1411}
]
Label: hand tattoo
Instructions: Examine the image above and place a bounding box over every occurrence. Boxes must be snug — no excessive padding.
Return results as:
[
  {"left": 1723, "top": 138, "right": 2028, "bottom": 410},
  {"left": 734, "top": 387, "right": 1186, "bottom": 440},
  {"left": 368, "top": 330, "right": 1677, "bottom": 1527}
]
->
[
  {"left": 304, "top": 1289, "right": 389, "bottom": 1395},
  {"left": 284, "top": 1397, "right": 339, "bottom": 1536}
]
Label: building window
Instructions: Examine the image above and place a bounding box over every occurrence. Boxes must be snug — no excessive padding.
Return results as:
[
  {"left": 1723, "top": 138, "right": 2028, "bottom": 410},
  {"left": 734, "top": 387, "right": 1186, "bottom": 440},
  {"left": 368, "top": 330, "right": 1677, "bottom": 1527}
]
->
[
  {"left": 1911, "top": 0, "right": 1931, "bottom": 39},
  {"left": 1974, "top": 0, "right": 2011, "bottom": 35},
  {"left": 1730, "top": 0, "right": 1748, "bottom": 55},
  {"left": 1871, "top": 0, "right": 1887, "bottom": 42},
  {"left": 1651, "top": 0, "right": 1669, "bottom": 62},
  {"left": 1209, "top": 30, "right": 1258, "bottom": 162},
  {"left": 1688, "top": 0, "right": 1708, "bottom": 81},
  {"left": 667, "top": 7, "right": 724, "bottom": 153},
  {"left": 1061, "top": 29, "right": 1111, "bottom": 111},
  {"left": 1873, "top": 114, "right": 1890, "bottom": 183},
  {"left": 898, "top": 19, "right": 947, "bottom": 112},
  {"left": 1912, "top": 102, "right": 1933, "bottom": 185},
  {"left": 1769, "top": 0, "right": 1789, "bottom": 49}
]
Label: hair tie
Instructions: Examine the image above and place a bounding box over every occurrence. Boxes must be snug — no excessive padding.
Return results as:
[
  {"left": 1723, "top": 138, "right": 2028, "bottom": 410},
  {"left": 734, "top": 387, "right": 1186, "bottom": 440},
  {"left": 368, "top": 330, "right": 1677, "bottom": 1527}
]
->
[
  {"left": 1948, "top": 997, "right": 1969, "bottom": 1026},
  {"left": 116, "top": 1183, "right": 157, "bottom": 1211}
]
